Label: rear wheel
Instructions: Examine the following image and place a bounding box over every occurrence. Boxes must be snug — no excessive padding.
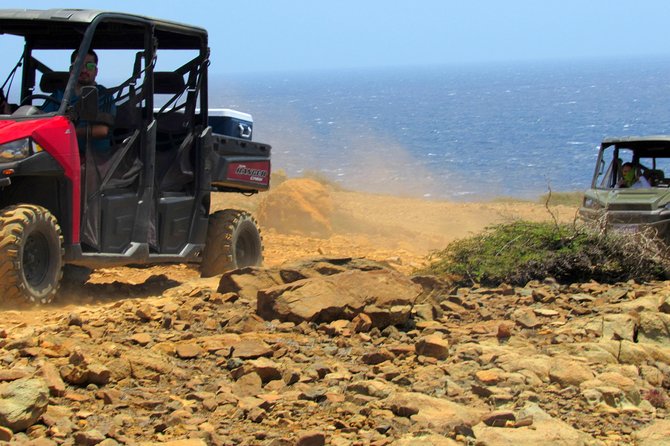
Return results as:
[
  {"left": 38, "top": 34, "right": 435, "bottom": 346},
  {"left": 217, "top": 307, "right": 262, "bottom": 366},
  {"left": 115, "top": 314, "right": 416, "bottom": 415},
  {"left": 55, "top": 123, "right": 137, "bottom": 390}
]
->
[
  {"left": 0, "top": 205, "right": 64, "bottom": 304},
  {"left": 200, "top": 209, "right": 263, "bottom": 277}
]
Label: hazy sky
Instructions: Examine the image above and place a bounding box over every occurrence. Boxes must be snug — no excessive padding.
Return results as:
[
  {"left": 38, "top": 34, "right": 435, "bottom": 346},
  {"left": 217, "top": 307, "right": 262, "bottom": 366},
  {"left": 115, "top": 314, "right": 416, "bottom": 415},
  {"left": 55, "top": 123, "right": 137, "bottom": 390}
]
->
[{"left": 13, "top": 1, "right": 670, "bottom": 74}]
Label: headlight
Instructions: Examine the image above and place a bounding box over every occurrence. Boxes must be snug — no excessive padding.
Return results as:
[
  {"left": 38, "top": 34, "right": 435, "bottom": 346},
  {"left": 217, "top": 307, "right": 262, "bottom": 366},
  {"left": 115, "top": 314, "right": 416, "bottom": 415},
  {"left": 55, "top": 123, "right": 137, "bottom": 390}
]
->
[
  {"left": 0, "top": 138, "right": 43, "bottom": 161},
  {"left": 582, "top": 197, "right": 602, "bottom": 211}
]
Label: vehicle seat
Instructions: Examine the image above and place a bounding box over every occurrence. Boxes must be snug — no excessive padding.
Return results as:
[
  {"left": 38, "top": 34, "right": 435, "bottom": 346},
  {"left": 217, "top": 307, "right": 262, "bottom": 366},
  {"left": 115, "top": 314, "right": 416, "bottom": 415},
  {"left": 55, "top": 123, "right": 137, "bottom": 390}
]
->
[
  {"left": 645, "top": 169, "right": 665, "bottom": 186},
  {"left": 153, "top": 71, "right": 195, "bottom": 193},
  {"left": 39, "top": 71, "right": 69, "bottom": 93},
  {"left": 154, "top": 71, "right": 189, "bottom": 148},
  {"left": 154, "top": 71, "right": 186, "bottom": 97}
]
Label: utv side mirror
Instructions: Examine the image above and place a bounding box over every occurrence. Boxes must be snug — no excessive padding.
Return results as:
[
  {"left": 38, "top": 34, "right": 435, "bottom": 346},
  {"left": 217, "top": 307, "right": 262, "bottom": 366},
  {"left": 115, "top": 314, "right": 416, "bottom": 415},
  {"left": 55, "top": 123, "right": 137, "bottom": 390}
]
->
[{"left": 76, "top": 86, "right": 99, "bottom": 121}]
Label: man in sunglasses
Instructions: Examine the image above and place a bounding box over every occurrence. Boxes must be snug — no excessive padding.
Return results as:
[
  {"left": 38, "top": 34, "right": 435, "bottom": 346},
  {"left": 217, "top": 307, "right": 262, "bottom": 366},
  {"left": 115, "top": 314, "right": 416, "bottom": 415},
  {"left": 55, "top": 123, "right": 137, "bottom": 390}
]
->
[{"left": 42, "top": 49, "right": 116, "bottom": 155}]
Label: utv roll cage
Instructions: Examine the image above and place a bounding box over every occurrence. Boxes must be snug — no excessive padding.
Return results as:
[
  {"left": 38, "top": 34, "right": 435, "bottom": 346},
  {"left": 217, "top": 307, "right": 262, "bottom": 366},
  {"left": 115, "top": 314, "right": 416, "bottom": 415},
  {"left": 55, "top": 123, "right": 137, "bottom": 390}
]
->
[{"left": 0, "top": 8, "right": 209, "bottom": 117}]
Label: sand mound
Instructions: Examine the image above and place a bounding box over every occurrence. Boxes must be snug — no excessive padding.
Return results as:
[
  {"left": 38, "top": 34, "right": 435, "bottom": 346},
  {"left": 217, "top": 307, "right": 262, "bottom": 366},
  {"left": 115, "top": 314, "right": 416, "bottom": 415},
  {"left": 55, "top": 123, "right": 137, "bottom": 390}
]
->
[{"left": 256, "top": 178, "right": 335, "bottom": 237}]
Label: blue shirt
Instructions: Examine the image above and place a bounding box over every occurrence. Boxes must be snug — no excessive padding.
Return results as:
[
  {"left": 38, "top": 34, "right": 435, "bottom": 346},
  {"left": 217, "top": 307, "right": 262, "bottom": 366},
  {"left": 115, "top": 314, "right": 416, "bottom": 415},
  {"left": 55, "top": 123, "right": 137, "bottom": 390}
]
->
[{"left": 42, "top": 85, "right": 116, "bottom": 154}]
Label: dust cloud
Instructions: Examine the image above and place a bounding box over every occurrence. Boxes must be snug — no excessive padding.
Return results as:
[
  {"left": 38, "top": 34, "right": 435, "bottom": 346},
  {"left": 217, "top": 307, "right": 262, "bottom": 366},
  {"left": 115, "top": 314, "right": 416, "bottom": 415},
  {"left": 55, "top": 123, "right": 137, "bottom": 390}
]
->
[{"left": 215, "top": 177, "right": 579, "bottom": 273}]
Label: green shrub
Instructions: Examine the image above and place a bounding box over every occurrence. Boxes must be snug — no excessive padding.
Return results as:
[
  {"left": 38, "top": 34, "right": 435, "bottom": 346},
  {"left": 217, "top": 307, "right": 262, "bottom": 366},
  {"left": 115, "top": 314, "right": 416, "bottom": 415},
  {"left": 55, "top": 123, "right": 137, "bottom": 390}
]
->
[{"left": 421, "top": 221, "right": 669, "bottom": 286}]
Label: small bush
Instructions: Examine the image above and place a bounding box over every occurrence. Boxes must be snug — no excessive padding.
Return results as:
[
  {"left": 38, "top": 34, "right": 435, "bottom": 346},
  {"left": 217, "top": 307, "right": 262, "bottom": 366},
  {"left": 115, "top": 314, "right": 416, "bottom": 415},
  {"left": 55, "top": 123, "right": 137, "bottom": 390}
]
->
[
  {"left": 421, "top": 221, "right": 669, "bottom": 286},
  {"left": 644, "top": 388, "right": 669, "bottom": 409}
]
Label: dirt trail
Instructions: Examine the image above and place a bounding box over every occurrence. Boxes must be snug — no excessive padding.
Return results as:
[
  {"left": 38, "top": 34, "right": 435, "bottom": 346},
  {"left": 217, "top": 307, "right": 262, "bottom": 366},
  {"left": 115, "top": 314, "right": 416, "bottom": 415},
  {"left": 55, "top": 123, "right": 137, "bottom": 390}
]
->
[
  {"left": 9, "top": 184, "right": 669, "bottom": 446},
  {"left": 1, "top": 181, "right": 578, "bottom": 320}
]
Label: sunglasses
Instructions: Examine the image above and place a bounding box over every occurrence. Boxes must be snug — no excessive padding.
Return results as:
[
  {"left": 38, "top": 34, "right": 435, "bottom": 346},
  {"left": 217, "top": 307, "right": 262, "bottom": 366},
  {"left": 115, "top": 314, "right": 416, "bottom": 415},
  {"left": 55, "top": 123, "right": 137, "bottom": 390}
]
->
[{"left": 72, "top": 62, "right": 97, "bottom": 71}]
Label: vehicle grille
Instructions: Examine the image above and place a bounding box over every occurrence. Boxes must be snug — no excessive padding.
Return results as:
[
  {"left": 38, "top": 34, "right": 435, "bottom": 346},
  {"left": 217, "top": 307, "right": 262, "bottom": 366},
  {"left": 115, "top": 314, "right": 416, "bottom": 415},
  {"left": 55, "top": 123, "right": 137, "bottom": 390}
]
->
[{"left": 606, "top": 203, "right": 654, "bottom": 211}]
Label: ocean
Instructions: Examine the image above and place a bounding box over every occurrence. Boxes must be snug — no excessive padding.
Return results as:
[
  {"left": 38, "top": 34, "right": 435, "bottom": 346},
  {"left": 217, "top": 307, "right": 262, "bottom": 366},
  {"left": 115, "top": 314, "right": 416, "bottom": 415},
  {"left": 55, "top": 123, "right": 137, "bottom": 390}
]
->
[{"left": 211, "top": 57, "right": 670, "bottom": 201}]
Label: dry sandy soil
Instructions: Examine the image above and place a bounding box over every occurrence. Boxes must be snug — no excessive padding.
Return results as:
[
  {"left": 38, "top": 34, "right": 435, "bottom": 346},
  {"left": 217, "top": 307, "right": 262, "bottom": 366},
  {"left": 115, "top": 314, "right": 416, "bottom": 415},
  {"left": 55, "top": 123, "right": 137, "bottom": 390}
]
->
[
  {"left": 5, "top": 180, "right": 580, "bottom": 315},
  {"left": 223, "top": 183, "right": 580, "bottom": 273},
  {"left": 4, "top": 182, "right": 670, "bottom": 446}
]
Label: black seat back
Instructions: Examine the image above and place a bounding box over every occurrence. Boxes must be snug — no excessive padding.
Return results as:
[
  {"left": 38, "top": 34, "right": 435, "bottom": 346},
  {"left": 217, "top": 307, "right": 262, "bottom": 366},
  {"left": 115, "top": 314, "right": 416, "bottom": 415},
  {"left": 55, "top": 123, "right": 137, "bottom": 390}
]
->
[
  {"left": 154, "top": 71, "right": 185, "bottom": 95},
  {"left": 40, "top": 71, "right": 69, "bottom": 93}
]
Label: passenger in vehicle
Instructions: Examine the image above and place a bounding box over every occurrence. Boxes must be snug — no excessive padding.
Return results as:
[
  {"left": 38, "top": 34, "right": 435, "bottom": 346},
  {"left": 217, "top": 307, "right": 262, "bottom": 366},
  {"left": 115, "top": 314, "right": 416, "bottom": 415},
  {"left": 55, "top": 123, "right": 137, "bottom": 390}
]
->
[
  {"left": 42, "top": 50, "right": 116, "bottom": 155},
  {"left": 617, "top": 162, "right": 651, "bottom": 188}
]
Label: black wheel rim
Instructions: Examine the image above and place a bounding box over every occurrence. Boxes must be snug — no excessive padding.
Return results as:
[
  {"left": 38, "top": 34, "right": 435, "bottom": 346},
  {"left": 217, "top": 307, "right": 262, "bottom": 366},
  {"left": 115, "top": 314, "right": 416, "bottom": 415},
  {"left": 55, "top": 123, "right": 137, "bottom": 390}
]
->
[{"left": 23, "top": 232, "right": 50, "bottom": 286}]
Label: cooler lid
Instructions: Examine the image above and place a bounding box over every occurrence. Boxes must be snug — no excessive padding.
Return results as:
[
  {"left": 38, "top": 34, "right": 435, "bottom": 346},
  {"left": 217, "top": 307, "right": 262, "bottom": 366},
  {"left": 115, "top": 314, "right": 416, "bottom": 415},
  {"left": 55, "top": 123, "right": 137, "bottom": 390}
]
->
[{"left": 209, "top": 108, "right": 253, "bottom": 121}]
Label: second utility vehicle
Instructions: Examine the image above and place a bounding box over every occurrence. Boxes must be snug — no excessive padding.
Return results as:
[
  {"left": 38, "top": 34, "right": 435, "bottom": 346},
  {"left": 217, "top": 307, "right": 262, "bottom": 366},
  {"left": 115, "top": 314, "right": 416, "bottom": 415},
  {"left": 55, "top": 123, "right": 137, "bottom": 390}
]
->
[{"left": 579, "top": 135, "right": 670, "bottom": 241}]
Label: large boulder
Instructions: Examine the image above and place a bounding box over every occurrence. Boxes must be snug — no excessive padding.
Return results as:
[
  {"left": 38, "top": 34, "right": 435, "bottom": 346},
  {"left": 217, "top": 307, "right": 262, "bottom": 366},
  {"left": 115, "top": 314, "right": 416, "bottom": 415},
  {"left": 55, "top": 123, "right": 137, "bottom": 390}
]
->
[
  {"left": 218, "top": 267, "right": 284, "bottom": 301},
  {"left": 257, "top": 268, "right": 420, "bottom": 328},
  {"left": 256, "top": 178, "right": 334, "bottom": 237},
  {"left": 473, "top": 403, "right": 597, "bottom": 446},
  {"left": 0, "top": 377, "right": 49, "bottom": 432},
  {"left": 384, "top": 392, "right": 485, "bottom": 431},
  {"left": 633, "top": 420, "right": 670, "bottom": 446}
]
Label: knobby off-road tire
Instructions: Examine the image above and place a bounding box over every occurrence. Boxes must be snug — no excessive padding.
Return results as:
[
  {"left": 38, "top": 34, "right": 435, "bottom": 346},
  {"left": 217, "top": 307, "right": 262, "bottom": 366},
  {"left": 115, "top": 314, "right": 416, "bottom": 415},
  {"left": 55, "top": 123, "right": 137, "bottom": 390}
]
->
[
  {"left": 200, "top": 209, "right": 263, "bottom": 277},
  {"left": 0, "top": 204, "right": 64, "bottom": 304}
]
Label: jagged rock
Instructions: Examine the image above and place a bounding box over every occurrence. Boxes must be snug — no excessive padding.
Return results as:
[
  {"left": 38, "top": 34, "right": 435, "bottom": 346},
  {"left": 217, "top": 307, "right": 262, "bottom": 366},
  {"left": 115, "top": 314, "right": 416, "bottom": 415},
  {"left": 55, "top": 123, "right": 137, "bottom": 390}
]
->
[
  {"left": 175, "top": 342, "right": 203, "bottom": 359},
  {"left": 154, "top": 440, "right": 208, "bottom": 446},
  {"left": 230, "top": 337, "right": 273, "bottom": 359},
  {"left": 135, "top": 304, "right": 156, "bottom": 322},
  {"left": 0, "top": 377, "right": 49, "bottom": 432},
  {"left": 233, "top": 373, "right": 263, "bottom": 397},
  {"left": 0, "top": 426, "right": 11, "bottom": 442},
  {"left": 637, "top": 312, "right": 670, "bottom": 345},
  {"left": 218, "top": 267, "right": 284, "bottom": 302},
  {"left": 244, "top": 358, "right": 283, "bottom": 383},
  {"left": 512, "top": 308, "right": 543, "bottom": 329},
  {"left": 474, "top": 403, "right": 598, "bottom": 446},
  {"left": 257, "top": 269, "right": 419, "bottom": 327},
  {"left": 562, "top": 313, "right": 638, "bottom": 342},
  {"left": 595, "top": 372, "right": 641, "bottom": 405},
  {"left": 295, "top": 430, "right": 326, "bottom": 446},
  {"left": 4, "top": 257, "right": 670, "bottom": 444},
  {"left": 499, "top": 355, "right": 552, "bottom": 383},
  {"left": 633, "top": 419, "right": 670, "bottom": 446},
  {"left": 475, "top": 369, "right": 505, "bottom": 385},
  {"left": 548, "top": 358, "right": 595, "bottom": 387},
  {"left": 384, "top": 391, "right": 484, "bottom": 431},
  {"left": 87, "top": 363, "right": 111, "bottom": 386},
  {"left": 0, "top": 369, "right": 29, "bottom": 381},
  {"left": 415, "top": 335, "right": 449, "bottom": 360},
  {"left": 74, "top": 429, "right": 106, "bottom": 446},
  {"left": 659, "top": 295, "right": 670, "bottom": 314},
  {"left": 346, "top": 380, "right": 393, "bottom": 399},
  {"left": 482, "top": 410, "right": 516, "bottom": 426},
  {"left": 126, "top": 352, "right": 174, "bottom": 381},
  {"left": 351, "top": 313, "right": 372, "bottom": 333},
  {"left": 361, "top": 348, "right": 394, "bottom": 365},
  {"left": 129, "top": 333, "right": 153, "bottom": 346},
  {"left": 394, "top": 434, "right": 459, "bottom": 445}
]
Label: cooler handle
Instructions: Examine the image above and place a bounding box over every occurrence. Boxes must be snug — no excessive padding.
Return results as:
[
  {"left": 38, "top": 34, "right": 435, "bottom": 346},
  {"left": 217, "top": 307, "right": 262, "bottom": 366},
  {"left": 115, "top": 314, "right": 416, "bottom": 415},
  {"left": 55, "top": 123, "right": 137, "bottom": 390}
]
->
[{"left": 238, "top": 123, "right": 252, "bottom": 138}]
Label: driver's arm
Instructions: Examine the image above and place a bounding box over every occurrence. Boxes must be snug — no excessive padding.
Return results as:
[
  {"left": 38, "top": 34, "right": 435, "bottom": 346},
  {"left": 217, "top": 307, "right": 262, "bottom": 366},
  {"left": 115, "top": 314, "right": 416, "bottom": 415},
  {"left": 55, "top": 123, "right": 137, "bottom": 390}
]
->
[{"left": 76, "top": 124, "right": 110, "bottom": 139}]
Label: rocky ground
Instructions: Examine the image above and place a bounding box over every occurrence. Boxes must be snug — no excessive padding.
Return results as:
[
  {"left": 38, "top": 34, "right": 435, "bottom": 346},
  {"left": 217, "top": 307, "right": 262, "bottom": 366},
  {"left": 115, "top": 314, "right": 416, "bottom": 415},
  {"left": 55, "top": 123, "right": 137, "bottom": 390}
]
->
[{"left": 1, "top": 180, "right": 669, "bottom": 445}]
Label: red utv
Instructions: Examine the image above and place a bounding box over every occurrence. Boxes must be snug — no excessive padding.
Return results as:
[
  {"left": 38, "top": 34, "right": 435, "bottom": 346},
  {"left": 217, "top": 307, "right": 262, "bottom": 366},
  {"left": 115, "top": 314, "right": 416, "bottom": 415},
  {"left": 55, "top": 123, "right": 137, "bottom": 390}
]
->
[{"left": 0, "top": 9, "right": 270, "bottom": 303}]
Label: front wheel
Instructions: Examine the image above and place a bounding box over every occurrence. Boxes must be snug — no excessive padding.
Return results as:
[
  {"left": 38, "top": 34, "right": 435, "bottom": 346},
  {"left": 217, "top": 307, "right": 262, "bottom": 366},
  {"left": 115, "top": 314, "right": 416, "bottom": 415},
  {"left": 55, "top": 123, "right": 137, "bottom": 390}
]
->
[
  {"left": 200, "top": 209, "right": 263, "bottom": 277},
  {"left": 0, "top": 205, "right": 64, "bottom": 304}
]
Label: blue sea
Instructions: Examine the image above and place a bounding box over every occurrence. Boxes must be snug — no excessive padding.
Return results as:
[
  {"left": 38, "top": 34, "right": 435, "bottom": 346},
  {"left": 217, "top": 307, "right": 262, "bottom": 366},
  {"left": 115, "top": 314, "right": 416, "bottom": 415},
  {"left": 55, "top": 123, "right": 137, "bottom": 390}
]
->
[{"left": 211, "top": 57, "right": 670, "bottom": 201}]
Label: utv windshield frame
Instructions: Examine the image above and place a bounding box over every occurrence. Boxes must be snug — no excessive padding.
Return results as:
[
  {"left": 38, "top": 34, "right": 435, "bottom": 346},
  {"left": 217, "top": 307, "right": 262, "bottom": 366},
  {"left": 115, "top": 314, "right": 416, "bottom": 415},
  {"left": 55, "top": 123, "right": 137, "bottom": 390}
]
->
[
  {"left": 0, "top": 9, "right": 209, "bottom": 115},
  {"left": 592, "top": 135, "right": 670, "bottom": 190}
]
